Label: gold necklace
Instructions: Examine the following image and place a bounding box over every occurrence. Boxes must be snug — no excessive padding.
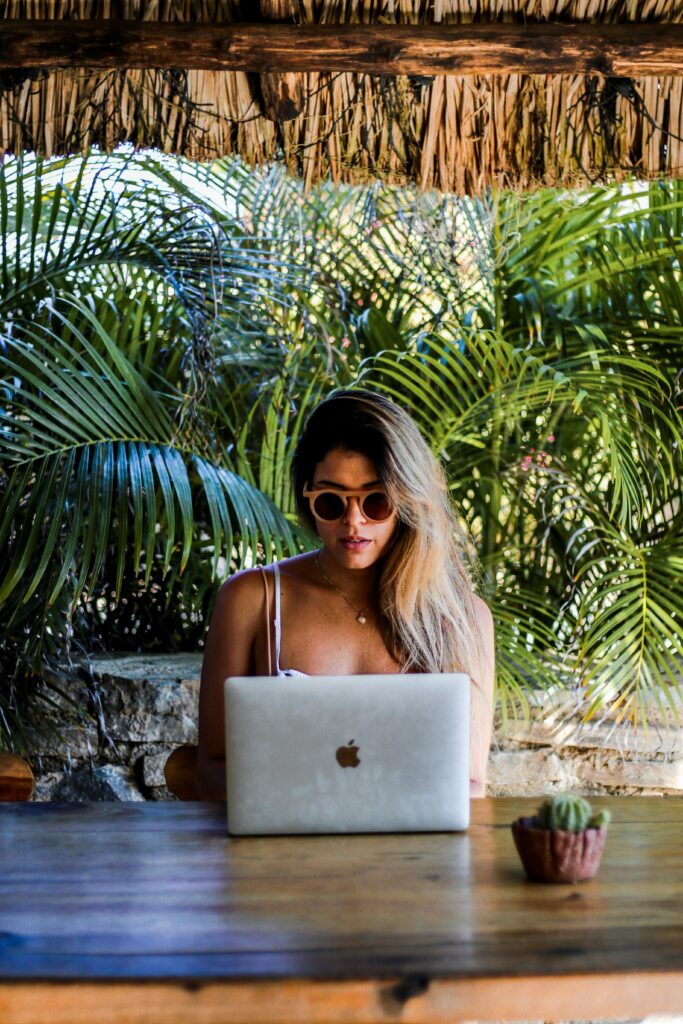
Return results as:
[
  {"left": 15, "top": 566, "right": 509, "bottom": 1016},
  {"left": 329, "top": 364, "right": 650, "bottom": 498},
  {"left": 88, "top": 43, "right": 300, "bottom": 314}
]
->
[{"left": 315, "top": 551, "right": 371, "bottom": 625}]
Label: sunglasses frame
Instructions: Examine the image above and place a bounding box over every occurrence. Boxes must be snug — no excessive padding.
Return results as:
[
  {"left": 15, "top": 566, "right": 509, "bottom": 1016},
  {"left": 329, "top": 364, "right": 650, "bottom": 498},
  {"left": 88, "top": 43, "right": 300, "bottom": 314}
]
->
[{"left": 302, "top": 487, "right": 395, "bottom": 523}]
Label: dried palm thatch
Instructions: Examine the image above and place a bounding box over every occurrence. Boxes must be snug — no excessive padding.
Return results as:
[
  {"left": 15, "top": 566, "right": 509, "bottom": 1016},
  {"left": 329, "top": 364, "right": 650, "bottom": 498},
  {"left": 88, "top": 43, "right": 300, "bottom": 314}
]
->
[{"left": 1, "top": 0, "right": 682, "bottom": 192}]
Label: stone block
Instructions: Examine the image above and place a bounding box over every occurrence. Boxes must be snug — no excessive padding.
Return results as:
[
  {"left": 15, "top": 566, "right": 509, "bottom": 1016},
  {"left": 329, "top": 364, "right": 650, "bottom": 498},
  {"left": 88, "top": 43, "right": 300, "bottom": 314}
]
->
[
  {"left": 90, "top": 653, "right": 202, "bottom": 744},
  {"left": 498, "top": 715, "right": 682, "bottom": 759},
  {"left": 32, "top": 771, "right": 65, "bottom": 801},
  {"left": 487, "top": 748, "right": 576, "bottom": 797},
  {"left": 146, "top": 784, "right": 179, "bottom": 801},
  {"left": 24, "top": 719, "right": 99, "bottom": 762},
  {"left": 54, "top": 764, "right": 145, "bottom": 802},
  {"left": 495, "top": 689, "right": 682, "bottom": 758},
  {"left": 575, "top": 751, "right": 683, "bottom": 793},
  {"left": 141, "top": 751, "right": 173, "bottom": 788}
]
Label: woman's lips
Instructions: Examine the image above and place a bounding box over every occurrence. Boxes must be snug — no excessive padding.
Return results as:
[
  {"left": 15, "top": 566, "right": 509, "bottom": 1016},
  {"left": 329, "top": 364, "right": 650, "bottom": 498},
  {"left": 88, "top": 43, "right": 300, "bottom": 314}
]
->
[{"left": 340, "top": 538, "right": 371, "bottom": 551}]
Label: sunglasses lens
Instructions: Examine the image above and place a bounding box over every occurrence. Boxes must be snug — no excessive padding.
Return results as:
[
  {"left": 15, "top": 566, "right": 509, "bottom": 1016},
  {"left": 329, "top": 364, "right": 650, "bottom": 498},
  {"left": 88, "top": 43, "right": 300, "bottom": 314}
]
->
[
  {"left": 313, "top": 492, "right": 346, "bottom": 521},
  {"left": 362, "top": 491, "right": 393, "bottom": 521}
]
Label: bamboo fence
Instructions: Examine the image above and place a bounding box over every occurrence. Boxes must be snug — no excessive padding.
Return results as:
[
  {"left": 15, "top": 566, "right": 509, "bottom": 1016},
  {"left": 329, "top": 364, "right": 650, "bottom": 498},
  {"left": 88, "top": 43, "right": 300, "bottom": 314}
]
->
[{"left": 1, "top": 0, "right": 683, "bottom": 192}]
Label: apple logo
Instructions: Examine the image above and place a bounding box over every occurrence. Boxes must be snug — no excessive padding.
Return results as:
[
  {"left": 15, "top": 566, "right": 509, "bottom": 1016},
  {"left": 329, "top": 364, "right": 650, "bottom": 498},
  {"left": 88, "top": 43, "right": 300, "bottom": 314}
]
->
[{"left": 336, "top": 740, "right": 360, "bottom": 768}]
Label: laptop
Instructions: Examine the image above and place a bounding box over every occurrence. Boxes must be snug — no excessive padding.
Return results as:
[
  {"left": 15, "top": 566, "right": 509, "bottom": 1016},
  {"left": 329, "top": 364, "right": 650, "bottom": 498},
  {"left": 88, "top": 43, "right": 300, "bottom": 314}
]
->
[{"left": 224, "top": 673, "right": 470, "bottom": 835}]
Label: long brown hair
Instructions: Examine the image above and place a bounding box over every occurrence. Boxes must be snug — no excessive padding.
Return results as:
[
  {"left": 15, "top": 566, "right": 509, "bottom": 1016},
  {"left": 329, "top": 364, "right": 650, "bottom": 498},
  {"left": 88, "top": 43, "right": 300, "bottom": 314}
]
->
[{"left": 291, "top": 389, "right": 483, "bottom": 677}]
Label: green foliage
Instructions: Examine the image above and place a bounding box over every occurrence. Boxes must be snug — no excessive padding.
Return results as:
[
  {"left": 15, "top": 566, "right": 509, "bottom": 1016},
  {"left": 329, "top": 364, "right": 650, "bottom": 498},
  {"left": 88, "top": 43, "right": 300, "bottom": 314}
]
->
[
  {"left": 0, "top": 151, "right": 309, "bottom": 750},
  {"left": 536, "top": 795, "right": 610, "bottom": 832},
  {"left": 1, "top": 149, "right": 682, "bottom": 754}
]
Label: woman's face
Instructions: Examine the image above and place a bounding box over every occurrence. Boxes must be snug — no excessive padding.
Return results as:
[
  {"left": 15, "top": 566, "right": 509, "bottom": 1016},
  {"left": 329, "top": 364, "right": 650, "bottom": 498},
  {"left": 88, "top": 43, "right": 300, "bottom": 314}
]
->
[{"left": 309, "top": 447, "right": 398, "bottom": 570}]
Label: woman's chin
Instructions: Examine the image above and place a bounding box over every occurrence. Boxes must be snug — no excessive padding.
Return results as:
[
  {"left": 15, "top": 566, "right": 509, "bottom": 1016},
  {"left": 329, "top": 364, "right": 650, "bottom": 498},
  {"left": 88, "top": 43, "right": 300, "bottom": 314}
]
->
[{"left": 332, "top": 540, "right": 378, "bottom": 568}]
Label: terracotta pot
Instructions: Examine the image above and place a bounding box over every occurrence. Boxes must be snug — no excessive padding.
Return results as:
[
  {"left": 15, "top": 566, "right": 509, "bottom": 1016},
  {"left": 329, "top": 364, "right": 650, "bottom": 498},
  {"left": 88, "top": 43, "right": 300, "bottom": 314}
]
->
[{"left": 511, "top": 816, "right": 608, "bottom": 883}]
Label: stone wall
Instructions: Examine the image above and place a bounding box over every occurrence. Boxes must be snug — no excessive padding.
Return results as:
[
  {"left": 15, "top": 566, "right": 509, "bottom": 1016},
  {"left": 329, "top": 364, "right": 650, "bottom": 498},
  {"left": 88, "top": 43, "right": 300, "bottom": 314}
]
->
[
  {"left": 489, "top": 696, "right": 683, "bottom": 797},
  {"left": 28, "top": 654, "right": 683, "bottom": 800},
  {"left": 31, "top": 654, "right": 201, "bottom": 801}
]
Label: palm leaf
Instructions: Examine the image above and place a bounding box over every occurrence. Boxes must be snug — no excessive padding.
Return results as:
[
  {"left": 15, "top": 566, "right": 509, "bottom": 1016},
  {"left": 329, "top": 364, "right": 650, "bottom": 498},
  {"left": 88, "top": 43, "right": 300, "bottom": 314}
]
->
[{"left": 0, "top": 297, "right": 297, "bottom": 607}]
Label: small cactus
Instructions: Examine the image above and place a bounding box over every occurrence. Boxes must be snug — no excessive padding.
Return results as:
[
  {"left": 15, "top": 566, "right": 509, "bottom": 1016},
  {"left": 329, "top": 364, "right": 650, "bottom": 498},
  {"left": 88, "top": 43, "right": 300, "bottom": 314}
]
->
[{"left": 536, "top": 795, "right": 610, "bottom": 833}]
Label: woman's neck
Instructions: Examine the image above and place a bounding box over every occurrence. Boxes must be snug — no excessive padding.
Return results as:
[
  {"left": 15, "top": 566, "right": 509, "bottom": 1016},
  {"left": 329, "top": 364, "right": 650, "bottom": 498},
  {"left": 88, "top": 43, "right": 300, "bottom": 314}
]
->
[{"left": 317, "top": 548, "right": 378, "bottom": 605}]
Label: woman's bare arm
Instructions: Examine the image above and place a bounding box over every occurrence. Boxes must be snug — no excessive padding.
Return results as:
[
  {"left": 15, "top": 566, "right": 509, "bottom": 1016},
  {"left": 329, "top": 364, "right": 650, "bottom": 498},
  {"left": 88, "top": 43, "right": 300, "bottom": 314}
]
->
[
  {"left": 197, "top": 570, "right": 264, "bottom": 800},
  {"left": 469, "top": 597, "right": 496, "bottom": 798}
]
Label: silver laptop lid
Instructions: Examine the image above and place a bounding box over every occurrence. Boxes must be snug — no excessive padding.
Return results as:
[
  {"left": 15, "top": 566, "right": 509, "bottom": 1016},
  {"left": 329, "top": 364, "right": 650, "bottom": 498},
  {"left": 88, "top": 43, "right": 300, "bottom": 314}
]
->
[{"left": 224, "top": 673, "right": 470, "bottom": 836}]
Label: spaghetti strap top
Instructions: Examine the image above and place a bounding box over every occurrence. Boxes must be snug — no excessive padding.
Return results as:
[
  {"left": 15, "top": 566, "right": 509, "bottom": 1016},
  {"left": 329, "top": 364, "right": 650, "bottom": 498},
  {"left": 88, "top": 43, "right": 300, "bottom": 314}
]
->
[{"left": 269, "top": 563, "right": 308, "bottom": 678}]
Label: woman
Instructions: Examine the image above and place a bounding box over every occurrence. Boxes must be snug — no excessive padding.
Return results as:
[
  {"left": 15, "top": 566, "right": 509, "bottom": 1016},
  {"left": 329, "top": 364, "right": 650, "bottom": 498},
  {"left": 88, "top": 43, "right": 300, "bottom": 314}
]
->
[{"left": 198, "top": 389, "right": 495, "bottom": 801}]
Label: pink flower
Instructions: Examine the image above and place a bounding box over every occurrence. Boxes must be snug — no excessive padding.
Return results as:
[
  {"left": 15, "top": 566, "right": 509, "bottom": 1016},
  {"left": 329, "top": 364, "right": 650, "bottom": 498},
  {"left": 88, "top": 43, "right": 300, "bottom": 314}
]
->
[
  {"left": 341, "top": 337, "right": 351, "bottom": 348},
  {"left": 370, "top": 292, "right": 378, "bottom": 302},
  {"left": 357, "top": 298, "right": 364, "bottom": 306},
  {"left": 548, "top": 434, "right": 555, "bottom": 442}
]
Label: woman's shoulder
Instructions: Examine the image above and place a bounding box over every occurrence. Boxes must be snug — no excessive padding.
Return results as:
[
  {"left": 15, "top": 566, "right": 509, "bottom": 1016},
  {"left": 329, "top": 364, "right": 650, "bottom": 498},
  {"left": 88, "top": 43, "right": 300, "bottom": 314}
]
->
[
  {"left": 217, "top": 565, "right": 265, "bottom": 596},
  {"left": 211, "top": 567, "right": 270, "bottom": 632},
  {"left": 215, "top": 553, "right": 317, "bottom": 604},
  {"left": 274, "top": 552, "right": 318, "bottom": 575},
  {"left": 255, "top": 552, "right": 319, "bottom": 586}
]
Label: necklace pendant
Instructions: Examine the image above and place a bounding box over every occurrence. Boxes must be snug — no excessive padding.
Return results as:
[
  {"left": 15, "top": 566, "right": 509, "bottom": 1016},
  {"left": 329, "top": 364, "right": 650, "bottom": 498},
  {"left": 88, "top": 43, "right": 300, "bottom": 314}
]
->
[{"left": 356, "top": 613, "right": 367, "bottom": 624}]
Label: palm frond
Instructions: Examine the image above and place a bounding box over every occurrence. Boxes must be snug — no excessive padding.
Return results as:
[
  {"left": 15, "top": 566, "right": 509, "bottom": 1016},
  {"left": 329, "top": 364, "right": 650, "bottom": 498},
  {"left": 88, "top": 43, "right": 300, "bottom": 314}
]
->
[{"left": 0, "top": 297, "right": 297, "bottom": 607}]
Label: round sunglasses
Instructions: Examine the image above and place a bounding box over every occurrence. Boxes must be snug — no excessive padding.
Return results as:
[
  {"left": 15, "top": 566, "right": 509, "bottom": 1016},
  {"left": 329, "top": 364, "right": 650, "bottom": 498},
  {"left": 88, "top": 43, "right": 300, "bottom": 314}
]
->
[{"left": 303, "top": 487, "right": 395, "bottom": 523}]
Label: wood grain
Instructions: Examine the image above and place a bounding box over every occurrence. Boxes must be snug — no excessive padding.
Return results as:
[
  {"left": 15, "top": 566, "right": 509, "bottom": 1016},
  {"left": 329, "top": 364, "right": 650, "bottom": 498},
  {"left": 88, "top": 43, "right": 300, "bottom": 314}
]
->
[
  {"left": 1, "top": 20, "right": 683, "bottom": 76},
  {"left": 1, "top": 797, "right": 682, "bottom": 1023}
]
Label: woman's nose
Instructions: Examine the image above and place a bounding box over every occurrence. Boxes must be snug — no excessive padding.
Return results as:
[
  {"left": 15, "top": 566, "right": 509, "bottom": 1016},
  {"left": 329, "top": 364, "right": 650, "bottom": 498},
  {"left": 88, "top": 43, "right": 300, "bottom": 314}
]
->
[{"left": 343, "top": 497, "right": 366, "bottom": 524}]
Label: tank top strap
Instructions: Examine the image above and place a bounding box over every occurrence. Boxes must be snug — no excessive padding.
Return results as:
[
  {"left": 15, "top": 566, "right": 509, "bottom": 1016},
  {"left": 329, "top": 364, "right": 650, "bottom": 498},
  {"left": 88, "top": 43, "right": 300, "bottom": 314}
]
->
[
  {"left": 258, "top": 565, "right": 273, "bottom": 675},
  {"left": 272, "top": 561, "right": 283, "bottom": 674}
]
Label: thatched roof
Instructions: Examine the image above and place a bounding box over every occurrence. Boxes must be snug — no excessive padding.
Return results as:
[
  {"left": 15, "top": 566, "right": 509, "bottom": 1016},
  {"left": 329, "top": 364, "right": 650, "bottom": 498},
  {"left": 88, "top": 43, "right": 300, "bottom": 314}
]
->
[{"left": 1, "top": 0, "right": 682, "bottom": 193}]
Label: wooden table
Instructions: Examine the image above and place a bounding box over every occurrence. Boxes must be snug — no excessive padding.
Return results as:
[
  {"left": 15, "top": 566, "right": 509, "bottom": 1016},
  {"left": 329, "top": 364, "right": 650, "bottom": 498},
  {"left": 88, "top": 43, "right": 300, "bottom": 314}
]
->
[{"left": 1, "top": 797, "right": 682, "bottom": 1024}]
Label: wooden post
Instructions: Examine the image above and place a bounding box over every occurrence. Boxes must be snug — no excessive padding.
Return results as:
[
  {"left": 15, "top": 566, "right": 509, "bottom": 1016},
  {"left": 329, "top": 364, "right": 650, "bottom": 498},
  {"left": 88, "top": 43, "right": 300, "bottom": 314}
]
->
[
  {"left": 0, "top": 753, "right": 35, "bottom": 801},
  {"left": 259, "top": 0, "right": 305, "bottom": 122},
  {"left": 164, "top": 745, "right": 200, "bottom": 801}
]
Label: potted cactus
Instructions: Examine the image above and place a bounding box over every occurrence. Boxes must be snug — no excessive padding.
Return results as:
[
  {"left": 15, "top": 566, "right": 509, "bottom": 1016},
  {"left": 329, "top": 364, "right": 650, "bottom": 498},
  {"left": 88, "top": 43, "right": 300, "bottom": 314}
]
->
[{"left": 512, "top": 795, "right": 611, "bottom": 884}]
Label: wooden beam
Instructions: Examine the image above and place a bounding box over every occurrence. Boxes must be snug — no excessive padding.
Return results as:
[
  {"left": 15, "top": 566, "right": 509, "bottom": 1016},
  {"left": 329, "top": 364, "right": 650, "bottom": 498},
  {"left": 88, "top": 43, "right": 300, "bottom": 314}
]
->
[
  {"left": 1, "top": 19, "right": 683, "bottom": 76},
  {"left": 259, "top": 0, "right": 305, "bottom": 121}
]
